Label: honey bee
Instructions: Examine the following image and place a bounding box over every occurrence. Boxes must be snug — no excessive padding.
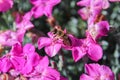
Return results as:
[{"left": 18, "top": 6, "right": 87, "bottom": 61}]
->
[{"left": 52, "top": 26, "right": 71, "bottom": 46}]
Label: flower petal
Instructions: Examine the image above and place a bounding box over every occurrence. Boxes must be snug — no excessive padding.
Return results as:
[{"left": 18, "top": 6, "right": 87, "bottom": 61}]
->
[
  {"left": 32, "top": 5, "right": 44, "bottom": 18},
  {"left": 38, "top": 37, "right": 52, "bottom": 49},
  {"left": 72, "top": 47, "right": 86, "bottom": 62},
  {"left": 95, "top": 21, "right": 109, "bottom": 38},
  {"left": 102, "top": 0, "right": 110, "bottom": 9},
  {"left": 0, "top": 0, "right": 13, "bottom": 12},
  {"left": 45, "top": 43, "right": 61, "bottom": 57},
  {"left": 42, "top": 67, "right": 60, "bottom": 80},
  {"left": 87, "top": 43, "right": 103, "bottom": 61},
  {"left": 10, "top": 43, "right": 22, "bottom": 56},
  {"left": 85, "top": 63, "right": 100, "bottom": 76},
  {"left": 44, "top": 5, "right": 53, "bottom": 17},
  {"left": 35, "top": 56, "right": 49, "bottom": 73},
  {"left": 99, "top": 65, "right": 115, "bottom": 80},
  {"left": 80, "top": 74, "right": 94, "bottom": 80},
  {"left": 23, "top": 43, "right": 35, "bottom": 53},
  {"left": 78, "top": 7, "right": 90, "bottom": 20},
  {"left": 77, "top": 0, "right": 91, "bottom": 7},
  {"left": 1, "top": 58, "right": 13, "bottom": 72}
]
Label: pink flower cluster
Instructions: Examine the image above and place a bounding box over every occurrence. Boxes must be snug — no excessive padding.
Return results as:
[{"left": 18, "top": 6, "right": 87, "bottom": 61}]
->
[
  {"left": 0, "top": 1, "right": 69, "bottom": 79},
  {"left": 0, "top": 43, "right": 67, "bottom": 80},
  {"left": 0, "top": 0, "right": 118, "bottom": 80},
  {"left": 0, "top": 10, "right": 34, "bottom": 47},
  {"left": 76, "top": 0, "right": 119, "bottom": 79}
]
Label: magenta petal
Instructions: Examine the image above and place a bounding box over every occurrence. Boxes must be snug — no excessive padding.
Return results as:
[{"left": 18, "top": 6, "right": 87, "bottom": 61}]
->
[
  {"left": 77, "top": 0, "right": 91, "bottom": 7},
  {"left": 0, "top": 60, "right": 2, "bottom": 71},
  {"left": 0, "top": 30, "right": 19, "bottom": 46},
  {"left": 102, "top": 0, "right": 110, "bottom": 9},
  {"left": 1, "top": 58, "right": 13, "bottom": 72},
  {"left": 16, "top": 20, "right": 34, "bottom": 31},
  {"left": 23, "top": 11, "right": 33, "bottom": 20},
  {"left": 10, "top": 43, "right": 22, "bottom": 56},
  {"left": 16, "top": 12, "right": 34, "bottom": 30},
  {"left": 45, "top": 43, "right": 61, "bottom": 57},
  {"left": 87, "top": 43, "right": 103, "bottom": 61},
  {"left": 23, "top": 43, "right": 35, "bottom": 53},
  {"left": 80, "top": 74, "right": 94, "bottom": 80},
  {"left": 16, "top": 29, "right": 26, "bottom": 43},
  {"left": 85, "top": 63, "right": 100, "bottom": 76},
  {"left": 32, "top": 6, "right": 44, "bottom": 18},
  {"left": 44, "top": 5, "right": 52, "bottom": 17},
  {"left": 35, "top": 56, "right": 49, "bottom": 73},
  {"left": 0, "top": 0, "right": 13, "bottom": 12},
  {"left": 39, "top": 56, "right": 49, "bottom": 68},
  {"left": 84, "top": 63, "right": 115, "bottom": 80},
  {"left": 78, "top": 8, "right": 90, "bottom": 20},
  {"left": 28, "top": 52, "right": 40, "bottom": 66},
  {"left": 21, "top": 62, "right": 33, "bottom": 74},
  {"left": 95, "top": 21, "right": 109, "bottom": 38},
  {"left": 30, "top": 67, "right": 60, "bottom": 80},
  {"left": 72, "top": 47, "right": 86, "bottom": 62},
  {"left": 38, "top": 37, "right": 52, "bottom": 49},
  {"left": 99, "top": 65, "right": 115, "bottom": 80},
  {"left": 11, "top": 56, "right": 26, "bottom": 71},
  {"left": 17, "top": 20, "right": 34, "bottom": 30},
  {"left": 71, "top": 35, "right": 84, "bottom": 47},
  {"left": 30, "top": 0, "right": 41, "bottom": 6},
  {"left": 43, "top": 67, "right": 60, "bottom": 80},
  {"left": 21, "top": 53, "right": 40, "bottom": 74}
]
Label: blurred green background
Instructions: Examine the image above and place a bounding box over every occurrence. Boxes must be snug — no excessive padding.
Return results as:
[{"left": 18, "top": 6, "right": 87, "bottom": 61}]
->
[{"left": 0, "top": 0, "right": 120, "bottom": 80}]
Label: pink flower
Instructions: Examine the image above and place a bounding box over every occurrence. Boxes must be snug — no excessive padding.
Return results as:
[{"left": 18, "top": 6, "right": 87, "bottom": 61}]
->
[
  {"left": 27, "top": 56, "right": 61, "bottom": 80},
  {"left": 80, "top": 63, "right": 115, "bottom": 80},
  {"left": 38, "top": 26, "right": 74, "bottom": 57},
  {"left": 38, "top": 35, "right": 62, "bottom": 57},
  {"left": 0, "top": 30, "right": 20, "bottom": 46},
  {"left": 72, "top": 35, "right": 103, "bottom": 62},
  {"left": 0, "top": 29, "right": 28, "bottom": 47},
  {"left": 20, "top": 43, "right": 40, "bottom": 75},
  {"left": 87, "top": 21, "right": 110, "bottom": 40},
  {"left": 0, "top": 43, "right": 25, "bottom": 72},
  {"left": 15, "top": 12, "right": 34, "bottom": 42},
  {"left": 15, "top": 11, "right": 34, "bottom": 31},
  {"left": 77, "top": 0, "right": 102, "bottom": 20},
  {"left": 30, "top": 0, "right": 61, "bottom": 18},
  {"left": 77, "top": 0, "right": 111, "bottom": 20},
  {"left": 0, "top": 42, "right": 64, "bottom": 80},
  {"left": 0, "top": 0, "right": 13, "bottom": 12}
]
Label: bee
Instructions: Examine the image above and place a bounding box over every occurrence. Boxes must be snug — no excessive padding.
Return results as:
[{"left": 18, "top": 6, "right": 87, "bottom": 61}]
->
[{"left": 52, "top": 26, "right": 71, "bottom": 46}]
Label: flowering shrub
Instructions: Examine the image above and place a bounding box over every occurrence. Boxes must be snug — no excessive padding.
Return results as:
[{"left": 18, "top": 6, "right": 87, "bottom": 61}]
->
[{"left": 0, "top": 0, "right": 120, "bottom": 80}]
